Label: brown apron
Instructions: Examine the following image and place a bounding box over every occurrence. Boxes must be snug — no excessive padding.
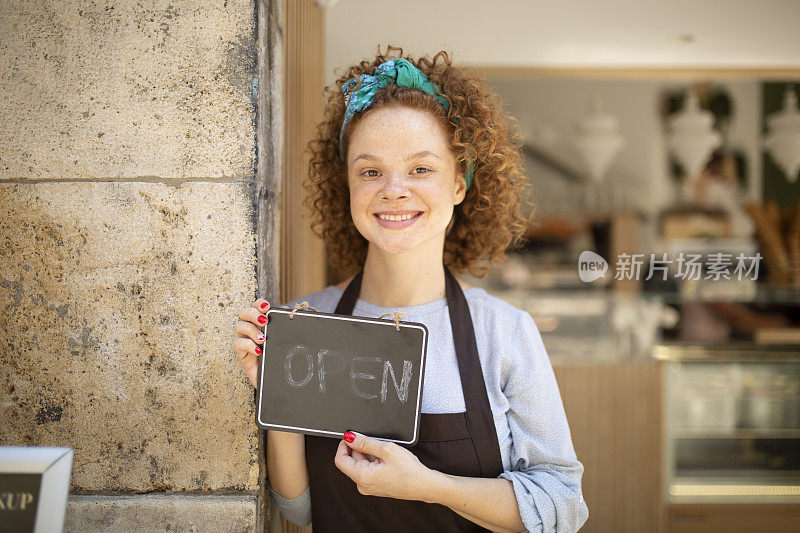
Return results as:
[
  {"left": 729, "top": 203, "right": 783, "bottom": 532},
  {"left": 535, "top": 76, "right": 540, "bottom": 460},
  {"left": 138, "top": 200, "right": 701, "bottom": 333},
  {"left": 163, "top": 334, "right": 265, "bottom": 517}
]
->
[{"left": 304, "top": 265, "right": 505, "bottom": 532}]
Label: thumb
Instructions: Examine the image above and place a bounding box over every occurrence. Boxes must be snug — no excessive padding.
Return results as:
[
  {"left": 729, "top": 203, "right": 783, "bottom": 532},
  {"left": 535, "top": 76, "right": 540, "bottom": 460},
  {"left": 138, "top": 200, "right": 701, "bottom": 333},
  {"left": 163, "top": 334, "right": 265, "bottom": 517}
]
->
[{"left": 343, "top": 430, "right": 386, "bottom": 457}]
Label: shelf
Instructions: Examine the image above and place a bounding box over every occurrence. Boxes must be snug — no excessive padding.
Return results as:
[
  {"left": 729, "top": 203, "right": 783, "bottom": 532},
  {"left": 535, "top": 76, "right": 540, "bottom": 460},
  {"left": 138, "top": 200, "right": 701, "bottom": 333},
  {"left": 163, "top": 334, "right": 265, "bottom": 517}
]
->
[
  {"left": 655, "top": 343, "right": 800, "bottom": 361},
  {"left": 642, "top": 285, "right": 800, "bottom": 305},
  {"left": 675, "top": 428, "right": 800, "bottom": 439},
  {"left": 670, "top": 482, "right": 800, "bottom": 499},
  {"left": 669, "top": 472, "right": 800, "bottom": 503},
  {"left": 665, "top": 351, "right": 800, "bottom": 507}
]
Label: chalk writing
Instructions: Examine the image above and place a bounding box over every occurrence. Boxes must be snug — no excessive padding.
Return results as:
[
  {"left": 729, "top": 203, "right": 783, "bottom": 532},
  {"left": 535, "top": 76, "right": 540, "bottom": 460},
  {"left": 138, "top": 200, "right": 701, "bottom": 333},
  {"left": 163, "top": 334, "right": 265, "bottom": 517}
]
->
[
  {"left": 284, "top": 344, "right": 313, "bottom": 387},
  {"left": 351, "top": 356, "right": 381, "bottom": 400},
  {"left": 284, "top": 344, "right": 412, "bottom": 404},
  {"left": 381, "top": 359, "right": 412, "bottom": 404},
  {"left": 317, "top": 348, "right": 345, "bottom": 393}
]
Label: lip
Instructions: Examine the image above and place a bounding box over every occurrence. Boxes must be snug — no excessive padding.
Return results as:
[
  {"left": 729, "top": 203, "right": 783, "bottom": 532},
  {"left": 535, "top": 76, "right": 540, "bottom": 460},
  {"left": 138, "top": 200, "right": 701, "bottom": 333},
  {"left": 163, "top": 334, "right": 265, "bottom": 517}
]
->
[
  {"left": 373, "top": 210, "right": 423, "bottom": 229},
  {"left": 374, "top": 210, "right": 421, "bottom": 216}
]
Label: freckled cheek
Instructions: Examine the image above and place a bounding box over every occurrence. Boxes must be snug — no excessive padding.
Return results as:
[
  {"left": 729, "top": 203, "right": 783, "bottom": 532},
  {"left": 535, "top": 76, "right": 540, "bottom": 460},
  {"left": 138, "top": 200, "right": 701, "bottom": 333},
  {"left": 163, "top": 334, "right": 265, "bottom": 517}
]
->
[{"left": 349, "top": 188, "right": 379, "bottom": 224}]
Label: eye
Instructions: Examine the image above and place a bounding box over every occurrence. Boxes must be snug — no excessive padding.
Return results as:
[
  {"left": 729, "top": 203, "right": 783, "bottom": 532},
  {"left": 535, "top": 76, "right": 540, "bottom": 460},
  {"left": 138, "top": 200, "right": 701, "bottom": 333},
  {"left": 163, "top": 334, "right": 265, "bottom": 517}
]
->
[
  {"left": 412, "top": 167, "right": 431, "bottom": 175},
  {"left": 361, "top": 169, "right": 381, "bottom": 178}
]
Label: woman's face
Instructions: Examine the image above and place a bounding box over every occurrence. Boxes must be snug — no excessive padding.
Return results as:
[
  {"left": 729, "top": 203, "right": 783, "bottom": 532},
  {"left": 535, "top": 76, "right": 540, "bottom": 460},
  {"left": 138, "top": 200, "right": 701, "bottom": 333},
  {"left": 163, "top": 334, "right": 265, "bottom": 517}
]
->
[{"left": 346, "top": 105, "right": 467, "bottom": 258}]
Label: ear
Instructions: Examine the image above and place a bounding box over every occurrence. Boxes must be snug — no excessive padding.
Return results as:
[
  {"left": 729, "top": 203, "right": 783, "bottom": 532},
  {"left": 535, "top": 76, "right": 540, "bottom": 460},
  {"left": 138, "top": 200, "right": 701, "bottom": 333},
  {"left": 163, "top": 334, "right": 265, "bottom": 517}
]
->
[{"left": 453, "top": 170, "right": 467, "bottom": 206}]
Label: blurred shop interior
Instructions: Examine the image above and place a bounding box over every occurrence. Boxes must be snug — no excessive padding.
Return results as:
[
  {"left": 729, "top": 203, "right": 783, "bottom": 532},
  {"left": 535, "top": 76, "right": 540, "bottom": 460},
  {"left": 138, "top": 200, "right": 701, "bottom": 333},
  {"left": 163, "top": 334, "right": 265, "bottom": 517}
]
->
[
  {"left": 463, "top": 74, "right": 800, "bottom": 533},
  {"left": 291, "top": 1, "right": 800, "bottom": 532}
]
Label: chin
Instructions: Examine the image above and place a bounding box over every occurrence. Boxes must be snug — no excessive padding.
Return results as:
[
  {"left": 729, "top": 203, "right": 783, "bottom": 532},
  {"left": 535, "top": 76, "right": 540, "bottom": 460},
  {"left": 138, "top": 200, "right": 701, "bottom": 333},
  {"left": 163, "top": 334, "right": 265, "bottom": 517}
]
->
[
  {"left": 369, "top": 231, "right": 448, "bottom": 257},
  {"left": 370, "top": 239, "right": 420, "bottom": 256}
]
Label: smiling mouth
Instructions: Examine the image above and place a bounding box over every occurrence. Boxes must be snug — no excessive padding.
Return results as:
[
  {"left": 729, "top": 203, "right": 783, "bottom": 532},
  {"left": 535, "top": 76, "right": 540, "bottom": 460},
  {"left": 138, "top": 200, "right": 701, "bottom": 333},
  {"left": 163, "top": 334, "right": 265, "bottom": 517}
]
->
[{"left": 373, "top": 211, "right": 423, "bottom": 222}]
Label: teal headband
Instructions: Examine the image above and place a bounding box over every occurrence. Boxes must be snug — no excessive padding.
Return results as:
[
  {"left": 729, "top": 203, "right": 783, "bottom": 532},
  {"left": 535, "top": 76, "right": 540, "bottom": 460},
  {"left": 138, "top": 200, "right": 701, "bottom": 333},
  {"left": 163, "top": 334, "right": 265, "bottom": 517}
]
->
[{"left": 338, "top": 58, "right": 475, "bottom": 190}]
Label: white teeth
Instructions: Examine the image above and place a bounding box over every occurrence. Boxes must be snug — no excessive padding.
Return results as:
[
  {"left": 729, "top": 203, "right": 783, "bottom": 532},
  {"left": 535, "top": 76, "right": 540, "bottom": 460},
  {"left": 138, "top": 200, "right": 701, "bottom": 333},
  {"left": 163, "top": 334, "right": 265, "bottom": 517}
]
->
[{"left": 377, "top": 212, "right": 420, "bottom": 221}]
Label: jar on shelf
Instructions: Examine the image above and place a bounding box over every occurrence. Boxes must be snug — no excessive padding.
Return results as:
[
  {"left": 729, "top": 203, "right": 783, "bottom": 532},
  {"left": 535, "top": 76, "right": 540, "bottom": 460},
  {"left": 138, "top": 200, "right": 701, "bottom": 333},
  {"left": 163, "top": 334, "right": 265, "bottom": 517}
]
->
[{"left": 738, "top": 368, "right": 785, "bottom": 429}]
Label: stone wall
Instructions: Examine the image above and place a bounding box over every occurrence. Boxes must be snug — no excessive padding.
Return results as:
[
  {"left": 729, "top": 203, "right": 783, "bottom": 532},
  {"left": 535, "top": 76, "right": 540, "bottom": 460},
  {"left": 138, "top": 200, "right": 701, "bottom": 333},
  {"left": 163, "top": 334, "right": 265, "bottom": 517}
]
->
[{"left": 0, "top": 1, "right": 271, "bottom": 530}]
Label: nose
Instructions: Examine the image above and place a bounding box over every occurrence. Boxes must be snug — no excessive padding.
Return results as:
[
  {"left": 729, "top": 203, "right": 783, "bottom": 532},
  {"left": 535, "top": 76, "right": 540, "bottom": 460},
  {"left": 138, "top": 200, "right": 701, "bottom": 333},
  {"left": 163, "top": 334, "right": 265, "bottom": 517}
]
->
[{"left": 378, "top": 171, "right": 411, "bottom": 200}]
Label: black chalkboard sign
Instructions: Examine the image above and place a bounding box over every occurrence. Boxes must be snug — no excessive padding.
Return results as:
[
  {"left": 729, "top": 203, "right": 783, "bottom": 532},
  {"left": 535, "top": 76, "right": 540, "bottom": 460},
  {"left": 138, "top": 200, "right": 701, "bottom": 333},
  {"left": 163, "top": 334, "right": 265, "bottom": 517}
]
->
[{"left": 256, "top": 308, "right": 428, "bottom": 445}]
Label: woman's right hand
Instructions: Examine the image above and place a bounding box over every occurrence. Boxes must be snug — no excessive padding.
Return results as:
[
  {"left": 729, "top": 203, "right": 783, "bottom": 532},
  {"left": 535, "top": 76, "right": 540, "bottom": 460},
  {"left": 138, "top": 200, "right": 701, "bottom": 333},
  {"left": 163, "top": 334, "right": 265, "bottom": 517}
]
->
[{"left": 234, "top": 298, "right": 271, "bottom": 388}]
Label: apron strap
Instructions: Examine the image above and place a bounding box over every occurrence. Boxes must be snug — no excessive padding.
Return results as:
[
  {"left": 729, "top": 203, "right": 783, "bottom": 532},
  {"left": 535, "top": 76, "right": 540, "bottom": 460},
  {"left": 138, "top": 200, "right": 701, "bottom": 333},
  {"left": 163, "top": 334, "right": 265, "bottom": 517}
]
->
[
  {"left": 444, "top": 265, "right": 504, "bottom": 477},
  {"left": 334, "top": 269, "right": 363, "bottom": 315},
  {"left": 444, "top": 265, "right": 489, "bottom": 413}
]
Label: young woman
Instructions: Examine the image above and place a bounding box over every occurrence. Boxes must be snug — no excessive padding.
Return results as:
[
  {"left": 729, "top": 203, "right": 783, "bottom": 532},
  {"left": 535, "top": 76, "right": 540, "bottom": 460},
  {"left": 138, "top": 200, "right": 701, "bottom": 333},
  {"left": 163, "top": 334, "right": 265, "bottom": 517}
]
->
[{"left": 234, "top": 46, "right": 589, "bottom": 533}]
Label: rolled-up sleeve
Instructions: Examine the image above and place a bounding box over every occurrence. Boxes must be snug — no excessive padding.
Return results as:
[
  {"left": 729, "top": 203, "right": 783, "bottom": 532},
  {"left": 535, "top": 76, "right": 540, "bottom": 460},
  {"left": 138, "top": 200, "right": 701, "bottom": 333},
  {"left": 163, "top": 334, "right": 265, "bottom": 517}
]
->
[
  {"left": 268, "top": 482, "right": 313, "bottom": 527},
  {"left": 497, "top": 312, "right": 589, "bottom": 532}
]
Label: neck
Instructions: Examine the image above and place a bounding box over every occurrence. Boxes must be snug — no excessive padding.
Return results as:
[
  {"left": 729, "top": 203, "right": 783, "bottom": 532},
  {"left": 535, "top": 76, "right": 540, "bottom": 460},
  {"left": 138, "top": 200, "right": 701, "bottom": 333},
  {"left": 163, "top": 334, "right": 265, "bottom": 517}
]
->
[{"left": 359, "top": 242, "right": 448, "bottom": 308}]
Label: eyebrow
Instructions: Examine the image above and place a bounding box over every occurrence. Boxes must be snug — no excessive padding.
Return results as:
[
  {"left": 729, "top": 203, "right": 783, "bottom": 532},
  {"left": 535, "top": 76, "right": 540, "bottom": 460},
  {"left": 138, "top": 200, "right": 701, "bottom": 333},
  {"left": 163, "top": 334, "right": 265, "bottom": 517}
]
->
[{"left": 352, "top": 151, "right": 441, "bottom": 163}]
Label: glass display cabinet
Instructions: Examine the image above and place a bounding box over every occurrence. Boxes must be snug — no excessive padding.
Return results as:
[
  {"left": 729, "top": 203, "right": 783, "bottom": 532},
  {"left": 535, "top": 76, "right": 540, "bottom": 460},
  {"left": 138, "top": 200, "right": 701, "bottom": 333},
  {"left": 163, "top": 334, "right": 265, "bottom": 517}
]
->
[{"left": 658, "top": 344, "right": 800, "bottom": 504}]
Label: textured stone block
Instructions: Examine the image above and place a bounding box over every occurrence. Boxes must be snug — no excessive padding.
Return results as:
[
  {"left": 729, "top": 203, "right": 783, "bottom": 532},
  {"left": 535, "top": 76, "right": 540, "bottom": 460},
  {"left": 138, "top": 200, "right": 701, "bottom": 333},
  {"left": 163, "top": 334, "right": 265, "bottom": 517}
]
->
[
  {"left": 0, "top": 182, "right": 260, "bottom": 491},
  {"left": 0, "top": 0, "right": 257, "bottom": 179},
  {"left": 65, "top": 494, "right": 258, "bottom": 532}
]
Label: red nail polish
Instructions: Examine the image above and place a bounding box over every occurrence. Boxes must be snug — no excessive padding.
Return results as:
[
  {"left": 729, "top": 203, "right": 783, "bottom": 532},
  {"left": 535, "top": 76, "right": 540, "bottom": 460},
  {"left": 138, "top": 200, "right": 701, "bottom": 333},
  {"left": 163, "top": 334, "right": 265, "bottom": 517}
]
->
[
  {"left": 343, "top": 431, "right": 355, "bottom": 443},
  {"left": 255, "top": 346, "right": 262, "bottom": 355},
  {"left": 260, "top": 302, "right": 269, "bottom": 309},
  {"left": 256, "top": 334, "right": 265, "bottom": 342},
  {"left": 257, "top": 315, "right": 267, "bottom": 324}
]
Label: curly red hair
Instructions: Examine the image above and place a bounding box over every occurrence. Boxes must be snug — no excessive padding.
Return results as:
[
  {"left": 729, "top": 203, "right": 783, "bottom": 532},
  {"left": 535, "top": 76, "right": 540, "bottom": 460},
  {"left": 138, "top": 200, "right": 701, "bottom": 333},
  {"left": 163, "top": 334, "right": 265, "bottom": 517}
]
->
[{"left": 303, "top": 45, "right": 535, "bottom": 278}]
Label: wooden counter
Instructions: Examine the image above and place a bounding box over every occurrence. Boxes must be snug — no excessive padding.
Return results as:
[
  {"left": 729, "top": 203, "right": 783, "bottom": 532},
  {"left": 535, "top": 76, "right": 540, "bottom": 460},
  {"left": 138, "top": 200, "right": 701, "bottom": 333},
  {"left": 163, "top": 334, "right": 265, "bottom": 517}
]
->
[{"left": 554, "top": 362, "right": 666, "bottom": 533}]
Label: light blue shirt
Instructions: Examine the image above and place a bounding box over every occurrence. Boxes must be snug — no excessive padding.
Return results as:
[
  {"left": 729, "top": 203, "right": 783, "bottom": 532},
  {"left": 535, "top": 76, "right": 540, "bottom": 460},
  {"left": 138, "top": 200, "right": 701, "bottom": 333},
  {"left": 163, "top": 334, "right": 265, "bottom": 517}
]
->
[{"left": 267, "top": 285, "right": 589, "bottom": 532}]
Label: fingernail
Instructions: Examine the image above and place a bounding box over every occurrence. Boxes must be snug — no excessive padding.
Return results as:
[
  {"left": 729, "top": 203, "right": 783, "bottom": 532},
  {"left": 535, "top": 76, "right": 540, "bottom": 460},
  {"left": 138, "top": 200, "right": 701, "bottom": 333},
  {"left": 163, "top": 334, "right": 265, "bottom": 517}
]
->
[
  {"left": 257, "top": 315, "right": 267, "bottom": 324},
  {"left": 255, "top": 346, "right": 262, "bottom": 355},
  {"left": 256, "top": 334, "right": 265, "bottom": 342},
  {"left": 260, "top": 302, "right": 269, "bottom": 310},
  {"left": 343, "top": 430, "right": 355, "bottom": 443}
]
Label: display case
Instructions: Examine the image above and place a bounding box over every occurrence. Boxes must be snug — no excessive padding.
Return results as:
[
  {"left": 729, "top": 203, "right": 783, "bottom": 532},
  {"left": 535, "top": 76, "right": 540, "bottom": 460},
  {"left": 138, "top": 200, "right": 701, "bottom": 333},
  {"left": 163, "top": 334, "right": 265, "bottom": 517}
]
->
[{"left": 658, "top": 344, "right": 800, "bottom": 504}]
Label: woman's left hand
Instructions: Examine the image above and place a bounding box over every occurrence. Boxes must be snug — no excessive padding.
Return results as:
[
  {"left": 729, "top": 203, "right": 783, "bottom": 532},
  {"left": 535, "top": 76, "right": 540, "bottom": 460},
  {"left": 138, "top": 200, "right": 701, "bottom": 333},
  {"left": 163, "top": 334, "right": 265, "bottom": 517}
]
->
[{"left": 334, "top": 430, "right": 437, "bottom": 502}]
